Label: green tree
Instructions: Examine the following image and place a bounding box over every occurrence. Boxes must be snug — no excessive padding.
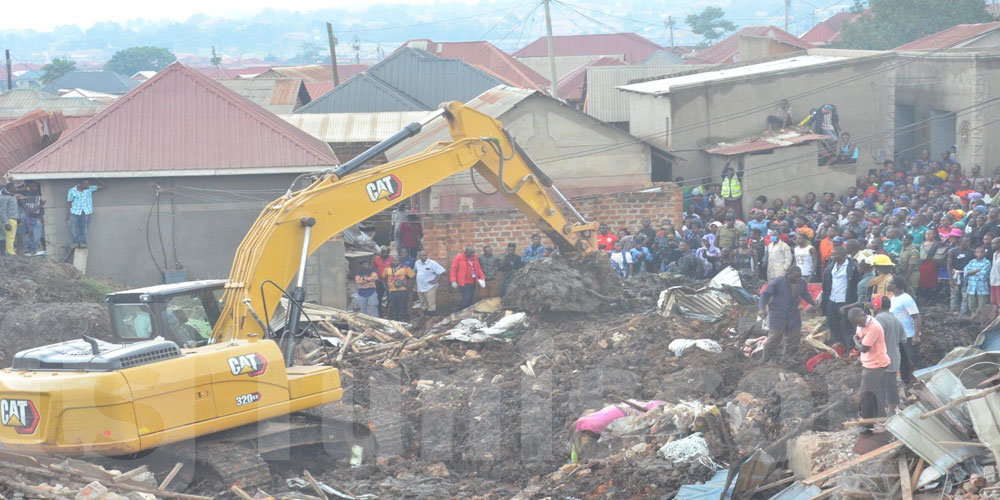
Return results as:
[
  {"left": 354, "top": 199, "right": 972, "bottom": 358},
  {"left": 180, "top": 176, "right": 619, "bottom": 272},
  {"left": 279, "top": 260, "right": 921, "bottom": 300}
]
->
[
  {"left": 104, "top": 46, "right": 177, "bottom": 76},
  {"left": 685, "top": 6, "right": 737, "bottom": 46},
  {"left": 40, "top": 57, "right": 76, "bottom": 83},
  {"left": 838, "top": 0, "right": 994, "bottom": 50}
]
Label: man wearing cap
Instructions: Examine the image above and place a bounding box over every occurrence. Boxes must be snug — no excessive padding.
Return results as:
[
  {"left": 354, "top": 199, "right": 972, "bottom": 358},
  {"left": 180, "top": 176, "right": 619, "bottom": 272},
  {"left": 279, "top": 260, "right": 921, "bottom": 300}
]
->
[
  {"left": 948, "top": 235, "right": 975, "bottom": 313},
  {"left": 872, "top": 295, "right": 903, "bottom": 414},
  {"left": 759, "top": 265, "right": 818, "bottom": 362},
  {"left": 849, "top": 307, "right": 891, "bottom": 435},
  {"left": 822, "top": 246, "right": 858, "bottom": 348}
]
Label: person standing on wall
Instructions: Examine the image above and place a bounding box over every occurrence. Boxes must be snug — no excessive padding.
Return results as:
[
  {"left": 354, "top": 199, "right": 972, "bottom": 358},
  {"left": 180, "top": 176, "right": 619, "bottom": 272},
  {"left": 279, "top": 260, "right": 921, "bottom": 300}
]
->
[
  {"left": 720, "top": 167, "right": 743, "bottom": 220},
  {"left": 67, "top": 180, "right": 104, "bottom": 249},
  {"left": 0, "top": 183, "right": 17, "bottom": 256}
]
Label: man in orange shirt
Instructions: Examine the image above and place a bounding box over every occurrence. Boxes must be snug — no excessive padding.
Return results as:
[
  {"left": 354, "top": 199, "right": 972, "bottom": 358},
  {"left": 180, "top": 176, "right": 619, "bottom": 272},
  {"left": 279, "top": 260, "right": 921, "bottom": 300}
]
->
[
  {"left": 818, "top": 226, "right": 840, "bottom": 269},
  {"left": 849, "top": 307, "right": 891, "bottom": 436}
]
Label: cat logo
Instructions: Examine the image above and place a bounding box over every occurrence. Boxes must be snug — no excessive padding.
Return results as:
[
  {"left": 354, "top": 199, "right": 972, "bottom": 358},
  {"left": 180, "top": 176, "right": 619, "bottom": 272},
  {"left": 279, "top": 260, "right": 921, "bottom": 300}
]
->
[
  {"left": 1, "top": 399, "right": 39, "bottom": 435},
  {"left": 227, "top": 353, "right": 268, "bottom": 377},
  {"left": 365, "top": 175, "right": 403, "bottom": 202}
]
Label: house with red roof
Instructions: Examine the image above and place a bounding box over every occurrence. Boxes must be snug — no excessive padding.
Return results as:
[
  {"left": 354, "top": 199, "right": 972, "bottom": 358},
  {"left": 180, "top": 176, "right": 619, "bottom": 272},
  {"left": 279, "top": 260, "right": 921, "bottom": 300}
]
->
[
  {"left": 895, "top": 22, "right": 1000, "bottom": 51},
  {"left": 399, "top": 39, "right": 550, "bottom": 91},
  {"left": 684, "top": 26, "right": 812, "bottom": 65},
  {"left": 556, "top": 56, "right": 626, "bottom": 109},
  {"left": 513, "top": 33, "right": 663, "bottom": 79},
  {"left": 10, "top": 62, "right": 347, "bottom": 300},
  {"left": 801, "top": 12, "right": 860, "bottom": 47}
]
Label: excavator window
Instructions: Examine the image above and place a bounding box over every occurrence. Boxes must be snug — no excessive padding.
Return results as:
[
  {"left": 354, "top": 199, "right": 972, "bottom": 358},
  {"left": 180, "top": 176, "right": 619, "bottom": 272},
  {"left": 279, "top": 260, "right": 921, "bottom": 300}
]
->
[
  {"left": 165, "top": 295, "right": 215, "bottom": 347},
  {"left": 111, "top": 304, "right": 154, "bottom": 339}
]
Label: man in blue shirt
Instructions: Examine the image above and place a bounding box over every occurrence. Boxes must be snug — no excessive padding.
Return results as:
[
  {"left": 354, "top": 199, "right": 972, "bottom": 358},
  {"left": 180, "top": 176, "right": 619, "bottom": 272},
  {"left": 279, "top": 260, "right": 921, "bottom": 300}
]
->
[
  {"left": 66, "top": 180, "right": 104, "bottom": 249},
  {"left": 759, "top": 265, "right": 818, "bottom": 362},
  {"left": 522, "top": 233, "right": 546, "bottom": 263}
]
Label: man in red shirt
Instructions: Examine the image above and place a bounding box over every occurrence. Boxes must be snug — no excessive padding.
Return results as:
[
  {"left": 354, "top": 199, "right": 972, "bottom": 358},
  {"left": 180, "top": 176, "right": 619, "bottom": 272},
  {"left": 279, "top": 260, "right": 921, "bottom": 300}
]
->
[
  {"left": 371, "top": 246, "right": 392, "bottom": 315},
  {"left": 596, "top": 223, "right": 617, "bottom": 251},
  {"left": 849, "top": 307, "right": 891, "bottom": 435},
  {"left": 450, "top": 245, "right": 486, "bottom": 310}
]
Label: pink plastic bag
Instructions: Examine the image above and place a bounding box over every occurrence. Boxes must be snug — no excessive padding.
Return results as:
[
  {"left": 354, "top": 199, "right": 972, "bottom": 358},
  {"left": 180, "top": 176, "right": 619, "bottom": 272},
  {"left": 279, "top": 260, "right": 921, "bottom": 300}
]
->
[{"left": 574, "top": 401, "right": 666, "bottom": 434}]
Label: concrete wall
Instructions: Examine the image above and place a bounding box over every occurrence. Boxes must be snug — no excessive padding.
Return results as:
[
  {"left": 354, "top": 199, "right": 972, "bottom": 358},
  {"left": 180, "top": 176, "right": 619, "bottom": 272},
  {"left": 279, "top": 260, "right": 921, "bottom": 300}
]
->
[
  {"left": 724, "top": 144, "right": 860, "bottom": 214},
  {"left": 423, "top": 94, "right": 654, "bottom": 212},
  {"left": 38, "top": 174, "right": 347, "bottom": 308},
  {"left": 892, "top": 52, "right": 1000, "bottom": 169},
  {"left": 736, "top": 37, "right": 805, "bottom": 63}
]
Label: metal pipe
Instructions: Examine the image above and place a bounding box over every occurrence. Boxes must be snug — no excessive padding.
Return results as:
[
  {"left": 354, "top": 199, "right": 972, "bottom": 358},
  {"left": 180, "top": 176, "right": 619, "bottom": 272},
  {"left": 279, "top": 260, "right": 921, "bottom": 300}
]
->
[
  {"left": 331, "top": 108, "right": 446, "bottom": 178},
  {"left": 296, "top": 224, "right": 313, "bottom": 288},
  {"left": 243, "top": 299, "right": 271, "bottom": 337},
  {"left": 550, "top": 185, "right": 588, "bottom": 224}
]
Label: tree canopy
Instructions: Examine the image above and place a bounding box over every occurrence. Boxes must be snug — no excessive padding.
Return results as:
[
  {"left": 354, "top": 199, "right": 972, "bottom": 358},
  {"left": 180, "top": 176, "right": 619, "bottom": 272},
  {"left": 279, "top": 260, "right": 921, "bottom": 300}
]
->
[
  {"left": 685, "top": 7, "right": 737, "bottom": 46},
  {"left": 40, "top": 57, "right": 76, "bottom": 83},
  {"left": 838, "top": 0, "right": 995, "bottom": 50},
  {"left": 104, "top": 46, "right": 176, "bottom": 76}
]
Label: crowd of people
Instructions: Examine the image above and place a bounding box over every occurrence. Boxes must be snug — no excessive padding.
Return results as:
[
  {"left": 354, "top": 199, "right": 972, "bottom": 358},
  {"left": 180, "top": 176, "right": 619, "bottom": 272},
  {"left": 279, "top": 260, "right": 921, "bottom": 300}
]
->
[
  {"left": 611, "top": 149, "right": 1000, "bottom": 432},
  {"left": 0, "top": 177, "right": 103, "bottom": 256}
]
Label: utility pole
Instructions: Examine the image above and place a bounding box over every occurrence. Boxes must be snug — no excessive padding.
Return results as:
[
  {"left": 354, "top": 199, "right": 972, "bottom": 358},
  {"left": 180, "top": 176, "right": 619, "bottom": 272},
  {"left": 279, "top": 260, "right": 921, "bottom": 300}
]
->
[
  {"left": 353, "top": 36, "right": 361, "bottom": 65},
  {"left": 4, "top": 50, "right": 12, "bottom": 91},
  {"left": 210, "top": 46, "right": 221, "bottom": 78},
  {"left": 666, "top": 16, "right": 675, "bottom": 48},
  {"left": 542, "top": 0, "right": 559, "bottom": 99},
  {"left": 326, "top": 22, "right": 340, "bottom": 86},
  {"left": 784, "top": 0, "right": 790, "bottom": 31}
]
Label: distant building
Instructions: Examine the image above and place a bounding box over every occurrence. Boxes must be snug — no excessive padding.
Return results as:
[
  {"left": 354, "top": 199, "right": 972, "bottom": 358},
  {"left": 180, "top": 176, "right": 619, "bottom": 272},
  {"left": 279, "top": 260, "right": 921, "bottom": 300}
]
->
[
  {"left": 131, "top": 71, "right": 157, "bottom": 81},
  {"left": 684, "top": 26, "right": 812, "bottom": 65},
  {"left": 279, "top": 111, "right": 429, "bottom": 163},
  {"left": 294, "top": 48, "right": 506, "bottom": 113},
  {"left": 801, "top": 12, "right": 860, "bottom": 47},
  {"left": 556, "top": 56, "right": 626, "bottom": 109},
  {"left": 11, "top": 62, "right": 346, "bottom": 308},
  {"left": 0, "top": 88, "right": 104, "bottom": 130},
  {"left": 398, "top": 39, "right": 550, "bottom": 90},
  {"left": 384, "top": 85, "right": 679, "bottom": 212},
  {"left": 584, "top": 65, "right": 707, "bottom": 129},
  {"left": 218, "top": 78, "right": 311, "bottom": 113},
  {"left": 256, "top": 64, "right": 368, "bottom": 83},
  {"left": 514, "top": 33, "right": 663, "bottom": 79},
  {"left": 42, "top": 71, "right": 140, "bottom": 95},
  {"left": 895, "top": 21, "right": 1000, "bottom": 50}
]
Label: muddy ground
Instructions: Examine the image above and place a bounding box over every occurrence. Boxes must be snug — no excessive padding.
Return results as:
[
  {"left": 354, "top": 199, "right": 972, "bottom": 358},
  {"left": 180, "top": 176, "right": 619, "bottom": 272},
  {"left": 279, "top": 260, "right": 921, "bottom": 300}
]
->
[{"left": 0, "top": 257, "right": 987, "bottom": 499}]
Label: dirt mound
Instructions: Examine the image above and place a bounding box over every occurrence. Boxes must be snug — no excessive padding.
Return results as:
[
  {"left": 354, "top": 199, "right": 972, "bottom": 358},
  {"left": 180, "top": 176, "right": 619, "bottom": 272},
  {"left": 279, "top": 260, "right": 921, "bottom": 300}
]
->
[
  {"left": 502, "top": 254, "right": 623, "bottom": 314},
  {"left": 920, "top": 304, "right": 982, "bottom": 365},
  {"left": 0, "top": 256, "right": 114, "bottom": 304}
]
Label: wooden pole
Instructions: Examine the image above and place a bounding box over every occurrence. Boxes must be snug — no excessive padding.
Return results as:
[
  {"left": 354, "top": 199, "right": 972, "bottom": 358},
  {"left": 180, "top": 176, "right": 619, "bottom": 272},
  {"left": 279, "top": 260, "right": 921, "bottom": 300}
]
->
[{"left": 326, "top": 23, "right": 340, "bottom": 86}]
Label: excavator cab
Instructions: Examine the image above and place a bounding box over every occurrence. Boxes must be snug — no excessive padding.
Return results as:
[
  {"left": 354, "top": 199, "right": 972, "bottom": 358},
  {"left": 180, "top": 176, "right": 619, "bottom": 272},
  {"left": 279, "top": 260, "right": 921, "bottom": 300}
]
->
[{"left": 106, "top": 280, "right": 227, "bottom": 347}]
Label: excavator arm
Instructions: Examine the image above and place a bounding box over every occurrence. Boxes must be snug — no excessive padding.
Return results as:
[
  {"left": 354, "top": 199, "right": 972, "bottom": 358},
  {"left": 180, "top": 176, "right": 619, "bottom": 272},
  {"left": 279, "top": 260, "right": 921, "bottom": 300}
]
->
[{"left": 212, "top": 101, "right": 598, "bottom": 343}]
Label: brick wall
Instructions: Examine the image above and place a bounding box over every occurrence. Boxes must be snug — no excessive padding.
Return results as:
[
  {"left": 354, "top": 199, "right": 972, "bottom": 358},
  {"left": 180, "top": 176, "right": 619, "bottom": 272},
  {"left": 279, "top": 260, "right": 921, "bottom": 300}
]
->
[{"left": 420, "top": 184, "right": 682, "bottom": 263}]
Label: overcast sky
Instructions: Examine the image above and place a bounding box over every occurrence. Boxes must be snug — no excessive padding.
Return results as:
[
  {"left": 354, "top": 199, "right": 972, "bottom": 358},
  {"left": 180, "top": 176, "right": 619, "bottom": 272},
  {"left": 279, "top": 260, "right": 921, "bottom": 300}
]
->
[{"left": 1, "top": 0, "right": 475, "bottom": 31}]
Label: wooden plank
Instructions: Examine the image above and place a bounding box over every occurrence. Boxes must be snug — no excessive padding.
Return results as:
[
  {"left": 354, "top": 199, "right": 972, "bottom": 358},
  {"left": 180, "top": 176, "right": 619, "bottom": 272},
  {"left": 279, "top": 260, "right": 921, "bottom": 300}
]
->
[
  {"left": 898, "top": 456, "right": 913, "bottom": 500},
  {"left": 112, "top": 465, "right": 148, "bottom": 483},
  {"left": 230, "top": 485, "right": 254, "bottom": 500},
  {"left": 302, "top": 470, "right": 329, "bottom": 500},
  {"left": 158, "top": 462, "right": 184, "bottom": 491},
  {"left": 806, "top": 486, "right": 839, "bottom": 500},
  {"left": 910, "top": 458, "right": 925, "bottom": 490},
  {"left": 802, "top": 442, "right": 903, "bottom": 486}
]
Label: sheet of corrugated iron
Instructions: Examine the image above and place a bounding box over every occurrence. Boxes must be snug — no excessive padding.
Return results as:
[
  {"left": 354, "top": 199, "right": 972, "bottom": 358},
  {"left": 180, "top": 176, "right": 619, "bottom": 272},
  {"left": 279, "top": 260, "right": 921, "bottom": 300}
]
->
[
  {"left": 706, "top": 133, "right": 827, "bottom": 155},
  {"left": 278, "top": 111, "right": 430, "bottom": 143},
  {"left": 11, "top": 63, "right": 338, "bottom": 176},
  {"left": 585, "top": 65, "right": 705, "bottom": 122}
]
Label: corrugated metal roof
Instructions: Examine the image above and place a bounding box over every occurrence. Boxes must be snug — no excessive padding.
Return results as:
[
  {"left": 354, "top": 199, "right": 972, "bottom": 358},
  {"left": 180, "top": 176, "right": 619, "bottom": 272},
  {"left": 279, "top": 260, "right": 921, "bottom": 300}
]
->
[
  {"left": 585, "top": 65, "right": 703, "bottom": 122},
  {"left": 400, "top": 39, "right": 549, "bottom": 90},
  {"left": 801, "top": 12, "right": 860, "bottom": 46},
  {"left": 0, "top": 110, "right": 68, "bottom": 175},
  {"left": 295, "top": 48, "right": 507, "bottom": 114},
  {"left": 278, "top": 111, "right": 430, "bottom": 143},
  {"left": 42, "top": 71, "right": 140, "bottom": 95},
  {"left": 0, "top": 89, "right": 106, "bottom": 118},
  {"left": 684, "top": 26, "right": 813, "bottom": 65},
  {"left": 514, "top": 33, "right": 663, "bottom": 64},
  {"left": 218, "top": 78, "right": 308, "bottom": 113},
  {"left": 556, "top": 56, "right": 625, "bottom": 101},
  {"left": 191, "top": 66, "right": 275, "bottom": 79},
  {"left": 383, "top": 86, "right": 536, "bottom": 161},
  {"left": 706, "top": 132, "right": 828, "bottom": 155},
  {"left": 895, "top": 22, "right": 1000, "bottom": 50},
  {"left": 266, "top": 64, "right": 369, "bottom": 82},
  {"left": 304, "top": 81, "right": 336, "bottom": 100},
  {"left": 12, "top": 62, "right": 338, "bottom": 177},
  {"left": 619, "top": 56, "right": 846, "bottom": 96}
]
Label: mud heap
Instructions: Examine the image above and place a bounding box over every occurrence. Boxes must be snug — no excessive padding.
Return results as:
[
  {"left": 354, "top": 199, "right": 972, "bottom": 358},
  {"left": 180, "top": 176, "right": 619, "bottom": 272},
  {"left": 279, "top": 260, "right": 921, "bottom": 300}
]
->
[
  {"left": 502, "top": 254, "right": 623, "bottom": 314},
  {"left": 0, "top": 257, "right": 114, "bottom": 365}
]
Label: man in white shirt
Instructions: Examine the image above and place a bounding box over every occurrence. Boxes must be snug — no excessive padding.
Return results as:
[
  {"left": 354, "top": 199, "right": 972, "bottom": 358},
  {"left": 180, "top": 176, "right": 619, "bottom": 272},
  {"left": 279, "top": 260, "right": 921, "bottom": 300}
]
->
[
  {"left": 822, "top": 246, "right": 857, "bottom": 348},
  {"left": 887, "top": 276, "right": 923, "bottom": 384},
  {"left": 414, "top": 250, "right": 446, "bottom": 316}
]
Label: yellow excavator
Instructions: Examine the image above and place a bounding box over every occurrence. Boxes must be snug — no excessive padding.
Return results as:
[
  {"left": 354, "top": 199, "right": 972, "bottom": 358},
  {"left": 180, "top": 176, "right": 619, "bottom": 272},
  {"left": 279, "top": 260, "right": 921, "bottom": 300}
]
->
[{"left": 0, "top": 102, "right": 598, "bottom": 486}]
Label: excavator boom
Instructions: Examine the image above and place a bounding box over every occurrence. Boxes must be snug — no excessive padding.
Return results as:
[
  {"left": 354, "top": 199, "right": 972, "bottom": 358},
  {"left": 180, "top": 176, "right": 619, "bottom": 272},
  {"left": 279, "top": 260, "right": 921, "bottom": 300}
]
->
[{"left": 213, "top": 101, "right": 598, "bottom": 343}]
